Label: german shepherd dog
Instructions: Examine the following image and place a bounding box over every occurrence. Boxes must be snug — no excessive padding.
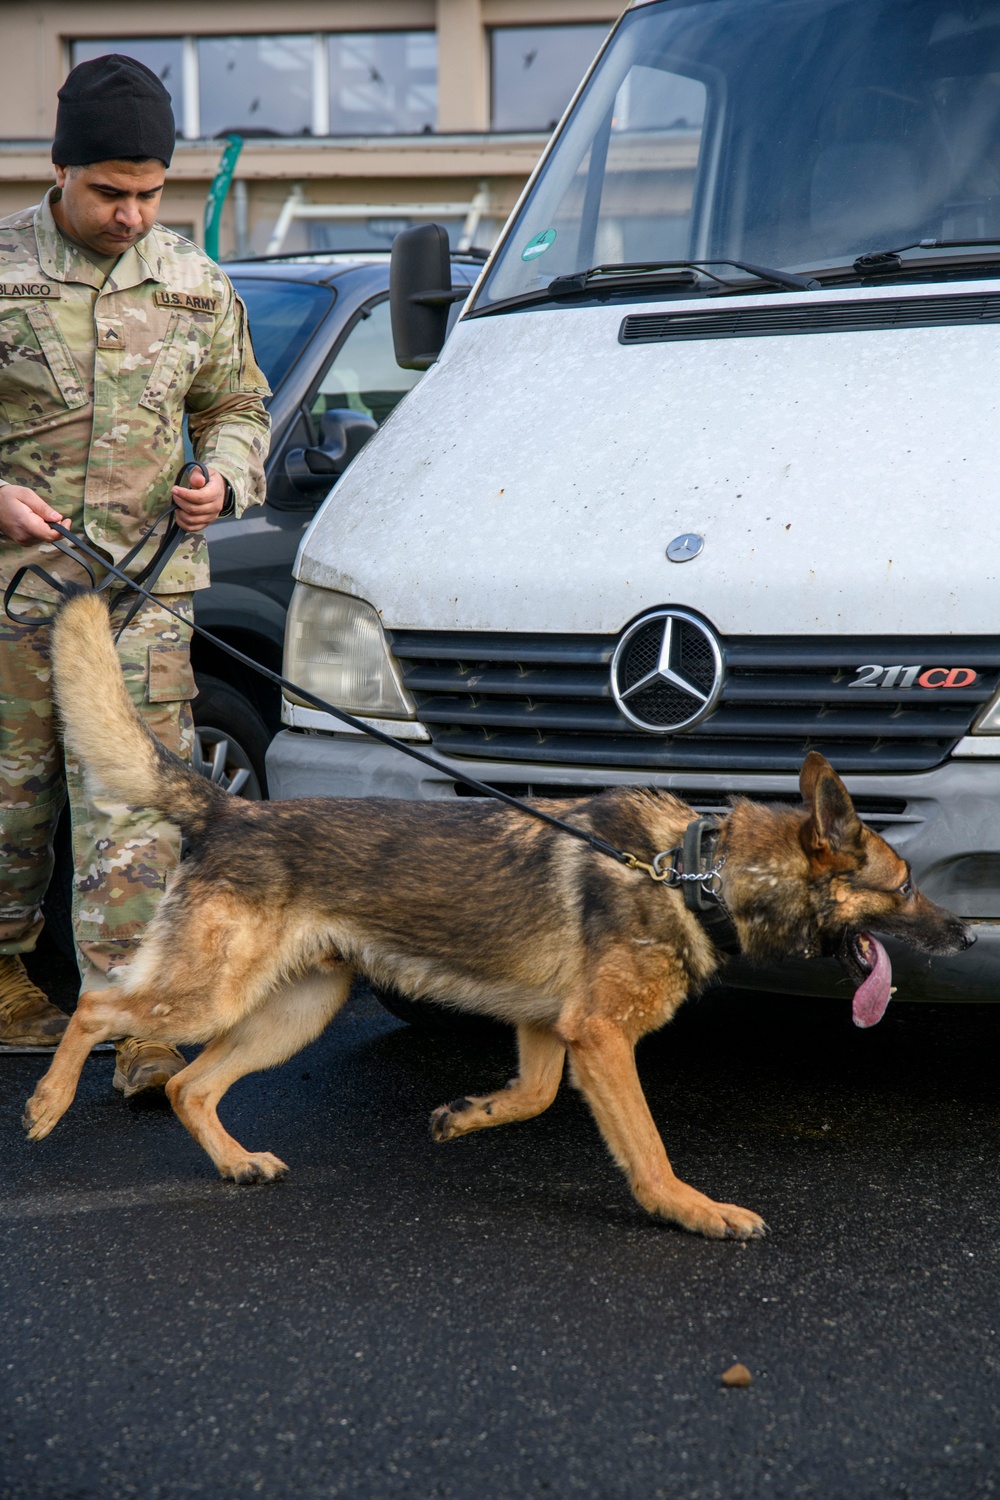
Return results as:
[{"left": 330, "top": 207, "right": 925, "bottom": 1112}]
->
[{"left": 24, "top": 592, "right": 975, "bottom": 1239}]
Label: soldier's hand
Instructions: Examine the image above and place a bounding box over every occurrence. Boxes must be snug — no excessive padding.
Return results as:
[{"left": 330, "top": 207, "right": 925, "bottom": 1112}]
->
[
  {"left": 0, "top": 485, "right": 68, "bottom": 544},
  {"left": 171, "top": 466, "right": 228, "bottom": 533}
]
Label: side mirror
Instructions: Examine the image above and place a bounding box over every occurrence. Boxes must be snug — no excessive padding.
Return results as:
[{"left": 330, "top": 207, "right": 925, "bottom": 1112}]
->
[
  {"left": 285, "top": 408, "right": 378, "bottom": 495},
  {"left": 390, "top": 224, "right": 466, "bottom": 370}
]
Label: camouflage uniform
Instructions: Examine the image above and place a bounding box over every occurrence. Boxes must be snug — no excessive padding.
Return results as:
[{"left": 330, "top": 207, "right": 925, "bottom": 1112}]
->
[{"left": 0, "top": 188, "right": 270, "bottom": 991}]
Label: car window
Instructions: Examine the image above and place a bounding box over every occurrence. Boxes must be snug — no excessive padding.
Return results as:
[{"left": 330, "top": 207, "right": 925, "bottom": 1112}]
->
[
  {"left": 231, "top": 277, "right": 335, "bottom": 392},
  {"left": 309, "top": 297, "right": 421, "bottom": 427}
]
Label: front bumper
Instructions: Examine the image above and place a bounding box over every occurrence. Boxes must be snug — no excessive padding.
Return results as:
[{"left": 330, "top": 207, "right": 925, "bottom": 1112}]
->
[{"left": 266, "top": 728, "right": 1000, "bottom": 1002}]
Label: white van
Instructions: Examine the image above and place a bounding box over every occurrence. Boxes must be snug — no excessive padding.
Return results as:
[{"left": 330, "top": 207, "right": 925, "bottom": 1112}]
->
[{"left": 267, "top": 0, "right": 1000, "bottom": 1003}]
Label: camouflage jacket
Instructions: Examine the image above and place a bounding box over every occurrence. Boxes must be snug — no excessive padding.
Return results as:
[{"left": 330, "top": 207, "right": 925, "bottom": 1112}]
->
[{"left": 0, "top": 189, "right": 271, "bottom": 598}]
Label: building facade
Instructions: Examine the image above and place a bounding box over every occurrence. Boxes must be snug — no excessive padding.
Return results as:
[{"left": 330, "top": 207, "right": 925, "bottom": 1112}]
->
[{"left": 2, "top": 0, "right": 621, "bottom": 256}]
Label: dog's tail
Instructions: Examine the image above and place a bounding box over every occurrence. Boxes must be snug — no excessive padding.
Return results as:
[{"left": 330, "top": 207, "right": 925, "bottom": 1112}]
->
[{"left": 51, "top": 589, "right": 228, "bottom": 839}]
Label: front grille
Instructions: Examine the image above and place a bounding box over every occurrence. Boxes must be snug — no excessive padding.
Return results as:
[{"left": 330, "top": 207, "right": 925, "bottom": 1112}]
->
[
  {"left": 386, "top": 628, "right": 1000, "bottom": 775},
  {"left": 619, "top": 291, "right": 1000, "bottom": 345}
]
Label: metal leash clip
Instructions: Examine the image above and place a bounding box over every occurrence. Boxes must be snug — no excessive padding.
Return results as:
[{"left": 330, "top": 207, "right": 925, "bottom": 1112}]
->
[
  {"left": 622, "top": 849, "right": 676, "bottom": 883},
  {"left": 621, "top": 845, "right": 696, "bottom": 885}
]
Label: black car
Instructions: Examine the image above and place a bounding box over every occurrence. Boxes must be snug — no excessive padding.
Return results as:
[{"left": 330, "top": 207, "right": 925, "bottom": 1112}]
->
[{"left": 191, "top": 250, "right": 482, "bottom": 797}]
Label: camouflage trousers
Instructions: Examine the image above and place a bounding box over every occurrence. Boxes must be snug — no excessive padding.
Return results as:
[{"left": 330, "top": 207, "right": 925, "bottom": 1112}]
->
[{"left": 0, "top": 594, "right": 195, "bottom": 993}]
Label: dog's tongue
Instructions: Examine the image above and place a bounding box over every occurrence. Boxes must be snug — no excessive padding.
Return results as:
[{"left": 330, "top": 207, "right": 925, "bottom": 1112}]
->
[{"left": 852, "top": 933, "right": 892, "bottom": 1028}]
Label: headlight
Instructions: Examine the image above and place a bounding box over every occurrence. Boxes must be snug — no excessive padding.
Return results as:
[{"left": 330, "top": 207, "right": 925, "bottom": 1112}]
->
[
  {"left": 282, "top": 584, "right": 414, "bottom": 719},
  {"left": 973, "top": 689, "right": 1000, "bottom": 735}
]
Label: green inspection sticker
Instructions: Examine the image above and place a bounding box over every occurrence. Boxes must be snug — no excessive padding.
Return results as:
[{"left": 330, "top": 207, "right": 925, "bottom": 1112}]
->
[{"left": 521, "top": 229, "right": 557, "bottom": 262}]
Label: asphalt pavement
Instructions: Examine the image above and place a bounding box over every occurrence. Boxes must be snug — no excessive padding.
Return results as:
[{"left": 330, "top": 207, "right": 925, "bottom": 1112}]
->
[{"left": 1, "top": 939, "right": 998, "bottom": 1500}]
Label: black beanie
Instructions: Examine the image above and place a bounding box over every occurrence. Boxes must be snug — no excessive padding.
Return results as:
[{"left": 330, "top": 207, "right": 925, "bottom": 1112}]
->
[{"left": 52, "top": 54, "right": 175, "bottom": 167}]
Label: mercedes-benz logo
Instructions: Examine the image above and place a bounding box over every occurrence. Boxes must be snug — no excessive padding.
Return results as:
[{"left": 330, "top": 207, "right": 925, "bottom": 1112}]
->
[
  {"left": 610, "top": 608, "right": 724, "bottom": 733},
  {"left": 666, "top": 533, "right": 704, "bottom": 563}
]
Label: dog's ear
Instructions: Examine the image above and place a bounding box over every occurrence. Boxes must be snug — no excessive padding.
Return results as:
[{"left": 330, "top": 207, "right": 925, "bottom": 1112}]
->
[
  {"left": 799, "top": 752, "right": 862, "bottom": 861},
  {"left": 799, "top": 750, "right": 829, "bottom": 805}
]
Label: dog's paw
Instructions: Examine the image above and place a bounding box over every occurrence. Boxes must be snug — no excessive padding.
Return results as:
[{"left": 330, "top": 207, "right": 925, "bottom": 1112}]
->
[
  {"left": 682, "top": 1199, "right": 767, "bottom": 1240},
  {"left": 648, "top": 1183, "right": 767, "bottom": 1240},
  {"left": 430, "top": 1098, "right": 475, "bottom": 1142},
  {"left": 223, "top": 1151, "right": 289, "bottom": 1185},
  {"left": 715, "top": 1202, "right": 767, "bottom": 1240},
  {"left": 22, "top": 1089, "right": 66, "bottom": 1142}
]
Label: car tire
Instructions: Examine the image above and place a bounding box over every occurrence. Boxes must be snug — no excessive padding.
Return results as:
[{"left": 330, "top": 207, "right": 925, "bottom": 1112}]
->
[
  {"left": 191, "top": 674, "right": 271, "bottom": 800},
  {"left": 370, "top": 982, "right": 503, "bottom": 1036}
]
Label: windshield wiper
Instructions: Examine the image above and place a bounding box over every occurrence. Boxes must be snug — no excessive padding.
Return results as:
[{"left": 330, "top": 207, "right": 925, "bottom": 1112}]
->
[
  {"left": 851, "top": 240, "right": 1000, "bottom": 277},
  {"left": 547, "top": 259, "right": 822, "bottom": 296},
  {"left": 469, "top": 257, "right": 821, "bottom": 319}
]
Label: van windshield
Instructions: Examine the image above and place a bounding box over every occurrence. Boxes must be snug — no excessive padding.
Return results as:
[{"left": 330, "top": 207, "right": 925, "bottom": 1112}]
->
[{"left": 476, "top": 0, "right": 1000, "bottom": 307}]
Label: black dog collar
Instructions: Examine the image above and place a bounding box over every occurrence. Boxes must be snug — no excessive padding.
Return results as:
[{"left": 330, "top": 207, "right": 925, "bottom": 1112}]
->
[{"left": 676, "top": 816, "right": 742, "bottom": 957}]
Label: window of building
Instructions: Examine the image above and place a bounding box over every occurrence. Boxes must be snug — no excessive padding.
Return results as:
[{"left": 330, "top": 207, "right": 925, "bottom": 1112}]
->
[
  {"left": 303, "top": 216, "right": 467, "bottom": 253},
  {"left": 69, "top": 38, "right": 186, "bottom": 134},
  {"left": 490, "top": 25, "right": 609, "bottom": 132},
  {"left": 198, "top": 36, "right": 314, "bottom": 139},
  {"left": 67, "top": 32, "right": 437, "bottom": 140},
  {"left": 328, "top": 32, "right": 437, "bottom": 135}
]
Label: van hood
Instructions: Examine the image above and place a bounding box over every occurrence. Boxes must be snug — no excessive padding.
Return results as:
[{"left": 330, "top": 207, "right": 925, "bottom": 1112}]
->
[{"left": 297, "top": 286, "right": 1000, "bottom": 635}]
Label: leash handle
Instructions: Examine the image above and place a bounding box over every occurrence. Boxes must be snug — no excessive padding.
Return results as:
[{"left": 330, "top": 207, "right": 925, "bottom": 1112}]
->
[
  {"left": 175, "top": 461, "right": 211, "bottom": 488},
  {"left": 3, "top": 461, "right": 207, "bottom": 638}
]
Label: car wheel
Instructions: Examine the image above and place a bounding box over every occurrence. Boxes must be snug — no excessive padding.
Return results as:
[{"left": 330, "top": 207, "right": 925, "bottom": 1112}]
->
[
  {"left": 192, "top": 674, "right": 271, "bottom": 800},
  {"left": 370, "top": 982, "right": 503, "bottom": 1036}
]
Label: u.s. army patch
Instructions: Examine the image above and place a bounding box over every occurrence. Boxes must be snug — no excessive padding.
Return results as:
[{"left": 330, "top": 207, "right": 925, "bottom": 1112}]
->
[
  {"left": 155, "top": 290, "right": 220, "bottom": 314},
  {"left": 0, "top": 281, "right": 60, "bottom": 298}
]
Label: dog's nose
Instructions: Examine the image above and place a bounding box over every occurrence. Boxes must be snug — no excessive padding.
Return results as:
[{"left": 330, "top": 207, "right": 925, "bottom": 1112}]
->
[{"left": 961, "top": 925, "right": 977, "bottom": 949}]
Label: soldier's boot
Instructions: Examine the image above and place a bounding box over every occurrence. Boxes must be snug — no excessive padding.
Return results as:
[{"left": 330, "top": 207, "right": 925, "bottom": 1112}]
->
[
  {"left": 113, "top": 1037, "right": 186, "bottom": 1099},
  {"left": 0, "top": 956, "right": 71, "bottom": 1052}
]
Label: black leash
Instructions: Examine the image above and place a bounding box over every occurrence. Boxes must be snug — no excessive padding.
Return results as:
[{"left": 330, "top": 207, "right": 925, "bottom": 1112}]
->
[{"left": 3, "top": 495, "right": 739, "bottom": 950}]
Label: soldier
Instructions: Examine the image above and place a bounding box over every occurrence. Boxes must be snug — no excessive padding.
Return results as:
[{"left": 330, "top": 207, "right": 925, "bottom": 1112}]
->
[{"left": 0, "top": 55, "right": 270, "bottom": 1093}]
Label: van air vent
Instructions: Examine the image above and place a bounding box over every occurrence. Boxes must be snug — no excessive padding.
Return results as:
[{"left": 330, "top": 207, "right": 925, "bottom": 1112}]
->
[{"left": 619, "top": 292, "right": 1000, "bottom": 345}]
